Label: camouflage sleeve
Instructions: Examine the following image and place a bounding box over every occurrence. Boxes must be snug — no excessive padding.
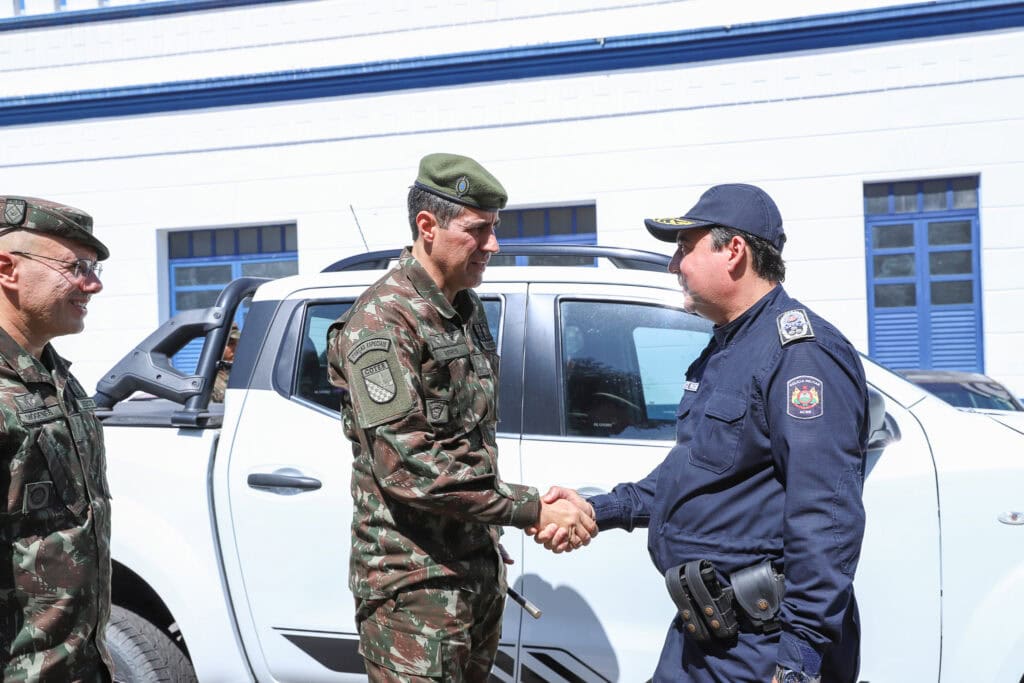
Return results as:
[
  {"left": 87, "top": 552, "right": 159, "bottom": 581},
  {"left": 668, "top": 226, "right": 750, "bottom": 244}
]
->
[{"left": 330, "top": 306, "right": 539, "bottom": 529}]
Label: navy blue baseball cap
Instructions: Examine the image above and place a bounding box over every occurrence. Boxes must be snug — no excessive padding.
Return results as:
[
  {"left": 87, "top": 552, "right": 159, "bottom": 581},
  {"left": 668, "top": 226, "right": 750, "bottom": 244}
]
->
[{"left": 644, "top": 183, "right": 785, "bottom": 251}]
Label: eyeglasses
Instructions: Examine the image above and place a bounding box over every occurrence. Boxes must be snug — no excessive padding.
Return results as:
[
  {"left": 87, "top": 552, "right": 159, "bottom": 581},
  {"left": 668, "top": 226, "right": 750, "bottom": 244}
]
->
[{"left": 11, "top": 251, "right": 103, "bottom": 280}]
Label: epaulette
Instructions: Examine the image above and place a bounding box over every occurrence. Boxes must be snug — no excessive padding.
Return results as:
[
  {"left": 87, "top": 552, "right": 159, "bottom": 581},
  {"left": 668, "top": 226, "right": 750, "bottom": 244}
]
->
[{"left": 776, "top": 309, "right": 815, "bottom": 346}]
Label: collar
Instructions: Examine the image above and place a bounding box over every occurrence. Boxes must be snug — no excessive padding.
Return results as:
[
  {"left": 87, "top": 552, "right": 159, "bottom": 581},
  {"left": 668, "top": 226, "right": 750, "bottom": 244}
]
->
[
  {"left": 712, "top": 285, "right": 784, "bottom": 346},
  {"left": 399, "top": 248, "right": 475, "bottom": 322},
  {"left": 0, "top": 325, "right": 67, "bottom": 386}
]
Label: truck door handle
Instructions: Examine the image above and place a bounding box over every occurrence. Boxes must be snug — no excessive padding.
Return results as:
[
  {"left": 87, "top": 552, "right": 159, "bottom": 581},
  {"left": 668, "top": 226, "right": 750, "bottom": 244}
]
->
[{"left": 247, "top": 471, "right": 322, "bottom": 493}]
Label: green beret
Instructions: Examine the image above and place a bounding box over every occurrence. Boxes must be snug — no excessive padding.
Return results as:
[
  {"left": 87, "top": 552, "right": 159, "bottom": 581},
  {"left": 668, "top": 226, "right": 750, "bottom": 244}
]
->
[
  {"left": 0, "top": 195, "right": 109, "bottom": 260},
  {"left": 413, "top": 153, "right": 507, "bottom": 211}
]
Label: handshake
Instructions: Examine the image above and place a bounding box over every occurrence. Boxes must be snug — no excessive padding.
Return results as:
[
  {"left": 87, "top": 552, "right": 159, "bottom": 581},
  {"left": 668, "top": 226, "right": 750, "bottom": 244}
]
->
[{"left": 526, "top": 486, "right": 596, "bottom": 554}]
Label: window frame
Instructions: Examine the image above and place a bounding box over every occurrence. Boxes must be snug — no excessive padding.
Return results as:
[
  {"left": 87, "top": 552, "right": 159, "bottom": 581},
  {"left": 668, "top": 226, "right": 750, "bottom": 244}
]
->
[
  {"left": 495, "top": 204, "right": 597, "bottom": 266},
  {"left": 522, "top": 288, "right": 712, "bottom": 439},
  {"left": 864, "top": 177, "right": 983, "bottom": 371},
  {"left": 168, "top": 224, "right": 298, "bottom": 372}
]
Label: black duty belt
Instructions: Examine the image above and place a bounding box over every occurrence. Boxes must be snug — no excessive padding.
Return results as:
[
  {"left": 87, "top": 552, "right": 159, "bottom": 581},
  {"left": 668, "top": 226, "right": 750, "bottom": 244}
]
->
[{"left": 664, "top": 559, "right": 784, "bottom": 642}]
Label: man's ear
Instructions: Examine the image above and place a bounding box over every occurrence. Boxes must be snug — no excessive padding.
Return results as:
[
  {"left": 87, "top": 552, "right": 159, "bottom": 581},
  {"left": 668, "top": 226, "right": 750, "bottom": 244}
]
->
[
  {"left": 0, "top": 252, "right": 17, "bottom": 289},
  {"left": 416, "top": 210, "right": 440, "bottom": 244},
  {"left": 725, "top": 235, "right": 747, "bottom": 273}
]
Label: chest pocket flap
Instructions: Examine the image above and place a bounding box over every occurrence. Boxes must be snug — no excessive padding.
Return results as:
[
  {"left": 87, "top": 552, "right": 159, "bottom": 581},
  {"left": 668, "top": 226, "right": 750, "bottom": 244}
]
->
[
  {"left": 690, "top": 392, "right": 748, "bottom": 474},
  {"left": 704, "top": 393, "right": 747, "bottom": 423}
]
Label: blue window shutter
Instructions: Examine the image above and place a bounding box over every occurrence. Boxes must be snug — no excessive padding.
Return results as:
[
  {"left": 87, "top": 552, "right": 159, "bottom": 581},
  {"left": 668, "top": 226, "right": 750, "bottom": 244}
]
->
[
  {"left": 928, "top": 308, "right": 979, "bottom": 369},
  {"left": 871, "top": 309, "right": 920, "bottom": 369},
  {"left": 173, "top": 338, "right": 204, "bottom": 374}
]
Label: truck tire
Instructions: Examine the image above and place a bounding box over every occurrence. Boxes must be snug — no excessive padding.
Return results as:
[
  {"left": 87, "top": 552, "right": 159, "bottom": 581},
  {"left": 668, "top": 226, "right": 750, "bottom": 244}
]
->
[{"left": 106, "top": 606, "right": 198, "bottom": 683}]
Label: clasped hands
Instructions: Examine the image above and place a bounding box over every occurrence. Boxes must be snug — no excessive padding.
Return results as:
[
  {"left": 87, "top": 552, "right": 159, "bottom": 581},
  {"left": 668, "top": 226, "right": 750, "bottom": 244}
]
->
[{"left": 525, "top": 486, "right": 595, "bottom": 554}]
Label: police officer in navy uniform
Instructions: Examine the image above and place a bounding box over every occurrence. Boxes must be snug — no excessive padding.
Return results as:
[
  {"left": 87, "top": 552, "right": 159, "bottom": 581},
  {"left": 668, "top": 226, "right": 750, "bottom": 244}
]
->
[{"left": 533, "top": 184, "right": 869, "bottom": 683}]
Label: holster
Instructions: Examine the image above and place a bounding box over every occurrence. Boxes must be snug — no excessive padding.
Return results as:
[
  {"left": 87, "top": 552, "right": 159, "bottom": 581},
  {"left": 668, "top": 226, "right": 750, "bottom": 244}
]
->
[
  {"left": 664, "top": 560, "right": 739, "bottom": 641},
  {"left": 730, "top": 561, "right": 785, "bottom": 633},
  {"left": 664, "top": 559, "right": 784, "bottom": 642}
]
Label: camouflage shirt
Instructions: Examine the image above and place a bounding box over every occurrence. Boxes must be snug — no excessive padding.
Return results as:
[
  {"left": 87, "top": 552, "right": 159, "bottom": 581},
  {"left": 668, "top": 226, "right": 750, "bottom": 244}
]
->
[
  {"left": 328, "top": 249, "right": 540, "bottom": 600},
  {"left": 0, "top": 327, "right": 113, "bottom": 682},
  {"left": 210, "top": 366, "right": 229, "bottom": 403}
]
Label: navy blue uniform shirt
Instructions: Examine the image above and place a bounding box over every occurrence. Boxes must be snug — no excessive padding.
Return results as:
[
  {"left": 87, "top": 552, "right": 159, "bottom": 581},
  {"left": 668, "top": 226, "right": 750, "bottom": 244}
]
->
[{"left": 591, "top": 285, "right": 868, "bottom": 681}]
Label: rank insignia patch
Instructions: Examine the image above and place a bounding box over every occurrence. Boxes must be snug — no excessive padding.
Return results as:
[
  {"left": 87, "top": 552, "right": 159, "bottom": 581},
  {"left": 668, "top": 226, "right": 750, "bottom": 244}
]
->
[
  {"left": 777, "top": 309, "right": 815, "bottom": 345},
  {"left": 362, "top": 361, "right": 397, "bottom": 404},
  {"left": 425, "top": 399, "right": 449, "bottom": 425},
  {"left": 787, "top": 375, "right": 823, "bottom": 419},
  {"left": 472, "top": 322, "right": 496, "bottom": 351}
]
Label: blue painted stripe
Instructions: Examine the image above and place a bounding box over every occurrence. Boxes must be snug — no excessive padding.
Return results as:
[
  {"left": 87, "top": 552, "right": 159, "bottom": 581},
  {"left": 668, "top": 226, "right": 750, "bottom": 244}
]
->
[
  {"left": 0, "top": 0, "right": 293, "bottom": 32},
  {"left": 2, "top": 0, "right": 1023, "bottom": 127}
]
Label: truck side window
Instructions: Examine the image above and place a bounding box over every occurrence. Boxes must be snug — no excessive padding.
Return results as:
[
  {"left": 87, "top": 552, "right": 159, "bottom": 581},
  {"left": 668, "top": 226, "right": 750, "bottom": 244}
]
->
[
  {"left": 294, "top": 302, "right": 351, "bottom": 411},
  {"left": 560, "top": 301, "right": 710, "bottom": 440},
  {"left": 292, "top": 299, "right": 500, "bottom": 414},
  {"left": 481, "top": 298, "right": 502, "bottom": 347}
]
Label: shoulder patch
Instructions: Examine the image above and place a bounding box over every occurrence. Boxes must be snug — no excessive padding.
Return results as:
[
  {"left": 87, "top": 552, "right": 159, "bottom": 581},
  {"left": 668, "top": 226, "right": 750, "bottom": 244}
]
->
[
  {"left": 347, "top": 337, "right": 391, "bottom": 363},
  {"left": 787, "top": 375, "right": 823, "bottom": 419},
  {"left": 777, "top": 309, "right": 815, "bottom": 346},
  {"left": 347, "top": 336, "right": 414, "bottom": 428}
]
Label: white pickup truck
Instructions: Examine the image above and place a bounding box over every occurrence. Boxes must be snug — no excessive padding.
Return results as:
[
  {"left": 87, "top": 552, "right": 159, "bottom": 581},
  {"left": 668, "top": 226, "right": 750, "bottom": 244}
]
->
[{"left": 95, "top": 245, "right": 1024, "bottom": 683}]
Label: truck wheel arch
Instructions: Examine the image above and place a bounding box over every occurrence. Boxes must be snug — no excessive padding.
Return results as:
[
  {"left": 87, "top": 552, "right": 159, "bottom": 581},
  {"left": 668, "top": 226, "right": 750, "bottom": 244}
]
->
[{"left": 112, "top": 560, "right": 191, "bottom": 660}]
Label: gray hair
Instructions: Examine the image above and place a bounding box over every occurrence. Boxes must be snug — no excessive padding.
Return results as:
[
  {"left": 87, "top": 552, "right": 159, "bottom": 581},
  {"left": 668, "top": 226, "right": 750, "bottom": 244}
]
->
[
  {"left": 709, "top": 226, "right": 786, "bottom": 282},
  {"left": 407, "top": 186, "right": 464, "bottom": 241}
]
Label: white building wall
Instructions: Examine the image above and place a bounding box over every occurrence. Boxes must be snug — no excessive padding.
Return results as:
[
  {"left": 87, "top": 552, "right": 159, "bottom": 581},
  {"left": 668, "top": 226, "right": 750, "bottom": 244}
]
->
[{"left": 0, "top": 0, "right": 1022, "bottom": 394}]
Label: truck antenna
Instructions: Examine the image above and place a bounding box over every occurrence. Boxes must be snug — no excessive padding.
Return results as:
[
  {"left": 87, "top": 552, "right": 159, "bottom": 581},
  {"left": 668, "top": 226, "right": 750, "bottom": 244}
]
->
[{"left": 350, "top": 205, "right": 370, "bottom": 252}]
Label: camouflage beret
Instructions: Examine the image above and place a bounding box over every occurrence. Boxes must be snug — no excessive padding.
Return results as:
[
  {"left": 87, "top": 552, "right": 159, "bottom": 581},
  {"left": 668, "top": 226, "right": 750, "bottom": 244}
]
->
[
  {"left": 413, "top": 153, "right": 507, "bottom": 211},
  {"left": 0, "top": 196, "right": 109, "bottom": 261}
]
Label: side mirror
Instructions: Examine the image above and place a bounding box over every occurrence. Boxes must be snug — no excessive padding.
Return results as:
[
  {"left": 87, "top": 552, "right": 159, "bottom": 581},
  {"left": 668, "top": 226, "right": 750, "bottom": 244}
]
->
[{"left": 867, "top": 387, "right": 901, "bottom": 451}]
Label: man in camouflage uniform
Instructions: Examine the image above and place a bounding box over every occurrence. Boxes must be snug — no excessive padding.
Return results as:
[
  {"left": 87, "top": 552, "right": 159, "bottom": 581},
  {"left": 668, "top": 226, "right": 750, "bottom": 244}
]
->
[
  {"left": 210, "top": 322, "right": 240, "bottom": 403},
  {"left": 327, "top": 154, "right": 596, "bottom": 682},
  {"left": 0, "top": 197, "right": 112, "bottom": 682}
]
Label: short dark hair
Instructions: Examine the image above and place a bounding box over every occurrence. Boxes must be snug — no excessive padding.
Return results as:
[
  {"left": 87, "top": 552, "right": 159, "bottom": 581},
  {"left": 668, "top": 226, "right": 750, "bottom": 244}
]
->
[
  {"left": 709, "top": 226, "right": 786, "bottom": 282},
  {"left": 407, "top": 186, "right": 464, "bottom": 241}
]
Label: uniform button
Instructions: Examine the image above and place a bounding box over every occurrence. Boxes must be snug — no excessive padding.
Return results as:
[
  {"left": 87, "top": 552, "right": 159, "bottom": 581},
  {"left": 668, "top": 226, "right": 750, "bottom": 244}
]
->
[
  {"left": 758, "top": 599, "right": 769, "bottom": 611},
  {"left": 704, "top": 606, "right": 714, "bottom": 617},
  {"left": 682, "top": 610, "right": 690, "bottom": 619},
  {"left": 710, "top": 619, "right": 720, "bottom": 630},
  {"left": 687, "top": 624, "right": 696, "bottom": 634}
]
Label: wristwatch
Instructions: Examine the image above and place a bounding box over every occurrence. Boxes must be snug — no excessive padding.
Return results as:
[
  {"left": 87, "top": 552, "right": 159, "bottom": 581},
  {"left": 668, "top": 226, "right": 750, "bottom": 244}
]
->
[{"left": 774, "top": 665, "right": 821, "bottom": 683}]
